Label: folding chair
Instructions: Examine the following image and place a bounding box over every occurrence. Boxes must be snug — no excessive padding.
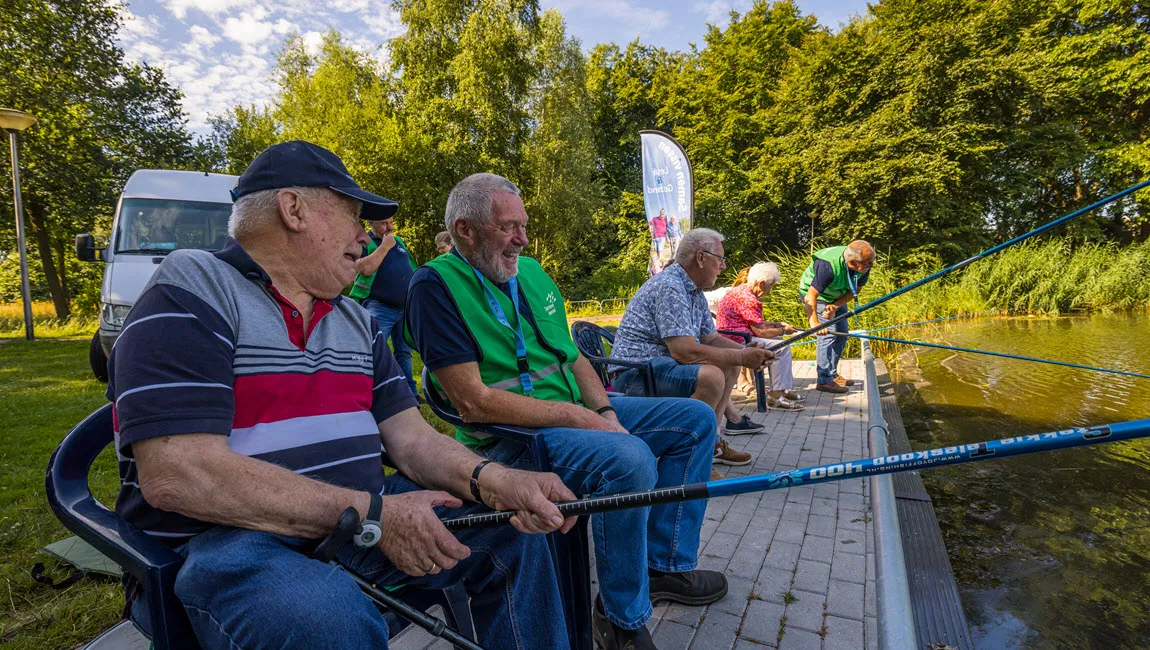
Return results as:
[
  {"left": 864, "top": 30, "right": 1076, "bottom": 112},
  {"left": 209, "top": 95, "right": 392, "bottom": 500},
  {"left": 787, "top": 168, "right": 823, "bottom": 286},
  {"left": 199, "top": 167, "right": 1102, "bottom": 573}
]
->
[
  {"left": 422, "top": 367, "right": 594, "bottom": 650},
  {"left": 45, "top": 404, "right": 476, "bottom": 649}
]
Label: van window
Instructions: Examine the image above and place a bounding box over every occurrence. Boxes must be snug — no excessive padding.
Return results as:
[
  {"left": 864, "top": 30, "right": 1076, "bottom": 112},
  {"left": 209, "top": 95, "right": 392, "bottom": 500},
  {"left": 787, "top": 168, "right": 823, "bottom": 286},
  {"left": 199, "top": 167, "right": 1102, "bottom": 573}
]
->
[{"left": 116, "top": 199, "right": 233, "bottom": 254}]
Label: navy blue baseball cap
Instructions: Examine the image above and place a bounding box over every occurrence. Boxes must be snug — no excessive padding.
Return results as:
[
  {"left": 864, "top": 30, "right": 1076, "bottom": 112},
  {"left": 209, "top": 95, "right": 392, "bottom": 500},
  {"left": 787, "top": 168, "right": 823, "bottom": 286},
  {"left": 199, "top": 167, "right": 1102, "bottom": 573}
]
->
[{"left": 230, "top": 140, "right": 398, "bottom": 220}]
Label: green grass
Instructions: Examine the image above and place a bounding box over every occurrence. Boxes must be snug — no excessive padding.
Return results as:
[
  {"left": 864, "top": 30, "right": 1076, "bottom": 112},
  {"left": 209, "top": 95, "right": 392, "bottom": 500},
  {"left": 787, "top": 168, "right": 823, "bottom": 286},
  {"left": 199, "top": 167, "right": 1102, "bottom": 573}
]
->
[
  {"left": 0, "top": 303, "right": 97, "bottom": 340},
  {"left": 0, "top": 340, "right": 121, "bottom": 649}
]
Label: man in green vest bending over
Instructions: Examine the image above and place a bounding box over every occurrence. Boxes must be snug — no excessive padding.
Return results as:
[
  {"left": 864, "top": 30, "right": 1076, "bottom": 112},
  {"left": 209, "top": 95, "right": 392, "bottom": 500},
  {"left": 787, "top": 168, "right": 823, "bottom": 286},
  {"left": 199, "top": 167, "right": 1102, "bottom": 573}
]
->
[
  {"left": 407, "top": 174, "right": 724, "bottom": 650},
  {"left": 798, "top": 240, "right": 876, "bottom": 394}
]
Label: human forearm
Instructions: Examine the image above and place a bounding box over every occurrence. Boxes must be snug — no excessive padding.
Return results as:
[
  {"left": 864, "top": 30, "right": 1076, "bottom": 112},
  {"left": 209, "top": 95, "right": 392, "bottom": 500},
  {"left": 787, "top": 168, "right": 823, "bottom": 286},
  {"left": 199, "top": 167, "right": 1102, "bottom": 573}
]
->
[
  {"left": 355, "top": 246, "right": 388, "bottom": 276},
  {"left": 381, "top": 409, "right": 483, "bottom": 500},
  {"left": 134, "top": 435, "right": 369, "bottom": 539},
  {"left": 572, "top": 356, "right": 611, "bottom": 411},
  {"left": 751, "top": 323, "right": 784, "bottom": 339},
  {"left": 667, "top": 337, "right": 745, "bottom": 368}
]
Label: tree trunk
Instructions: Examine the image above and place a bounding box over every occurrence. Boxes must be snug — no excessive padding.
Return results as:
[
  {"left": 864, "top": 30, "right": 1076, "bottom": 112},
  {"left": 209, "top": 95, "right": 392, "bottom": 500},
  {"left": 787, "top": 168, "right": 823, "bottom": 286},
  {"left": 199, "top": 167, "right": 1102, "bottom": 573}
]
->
[{"left": 27, "top": 208, "right": 71, "bottom": 320}]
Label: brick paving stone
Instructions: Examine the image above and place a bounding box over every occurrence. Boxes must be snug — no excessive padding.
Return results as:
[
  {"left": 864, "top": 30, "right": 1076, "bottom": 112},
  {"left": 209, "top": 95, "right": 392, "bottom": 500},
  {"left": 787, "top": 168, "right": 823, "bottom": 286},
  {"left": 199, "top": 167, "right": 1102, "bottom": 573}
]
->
[
  {"left": 664, "top": 602, "right": 707, "bottom": 627},
  {"left": 734, "top": 640, "right": 774, "bottom": 649},
  {"left": 780, "top": 502, "right": 811, "bottom": 523},
  {"left": 771, "top": 522, "right": 805, "bottom": 546},
  {"left": 833, "top": 526, "right": 866, "bottom": 556},
  {"left": 777, "top": 627, "right": 822, "bottom": 650},
  {"left": 705, "top": 531, "right": 742, "bottom": 560},
  {"left": 805, "top": 514, "right": 836, "bottom": 539},
  {"left": 728, "top": 547, "right": 768, "bottom": 580},
  {"left": 713, "top": 576, "right": 755, "bottom": 617},
  {"left": 838, "top": 509, "right": 867, "bottom": 530},
  {"left": 829, "top": 551, "right": 866, "bottom": 584},
  {"left": 782, "top": 590, "right": 825, "bottom": 633},
  {"left": 822, "top": 615, "right": 865, "bottom": 650},
  {"left": 865, "top": 616, "right": 878, "bottom": 650},
  {"left": 690, "top": 611, "right": 743, "bottom": 650},
  {"left": 653, "top": 620, "right": 697, "bottom": 650},
  {"left": 798, "top": 535, "right": 834, "bottom": 563},
  {"left": 825, "top": 580, "right": 865, "bottom": 620},
  {"left": 763, "top": 541, "right": 801, "bottom": 571},
  {"left": 755, "top": 566, "right": 794, "bottom": 604},
  {"left": 791, "top": 559, "right": 830, "bottom": 594},
  {"left": 738, "top": 600, "right": 785, "bottom": 647}
]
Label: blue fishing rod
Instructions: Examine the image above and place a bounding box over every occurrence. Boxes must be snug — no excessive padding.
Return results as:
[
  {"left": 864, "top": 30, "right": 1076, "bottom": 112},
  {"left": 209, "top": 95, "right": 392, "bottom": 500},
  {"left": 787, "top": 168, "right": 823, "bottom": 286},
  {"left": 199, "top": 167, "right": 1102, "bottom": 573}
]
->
[
  {"left": 840, "top": 331, "right": 1150, "bottom": 381},
  {"left": 764, "top": 179, "right": 1150, "bottom": 353},
  {"left": 442, "top": 418, "right": 1150, "bottom": 529}
]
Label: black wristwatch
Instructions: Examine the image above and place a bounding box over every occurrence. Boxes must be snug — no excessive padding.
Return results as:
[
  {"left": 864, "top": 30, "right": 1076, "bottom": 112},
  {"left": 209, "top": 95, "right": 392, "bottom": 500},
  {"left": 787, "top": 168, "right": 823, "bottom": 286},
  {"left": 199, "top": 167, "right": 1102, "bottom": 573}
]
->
[
  {"left": 596, "top": 405, "right": 616, "bottom": 416},
  {"left": 353, "top": 492, "right": 383, "bottom": 548}
]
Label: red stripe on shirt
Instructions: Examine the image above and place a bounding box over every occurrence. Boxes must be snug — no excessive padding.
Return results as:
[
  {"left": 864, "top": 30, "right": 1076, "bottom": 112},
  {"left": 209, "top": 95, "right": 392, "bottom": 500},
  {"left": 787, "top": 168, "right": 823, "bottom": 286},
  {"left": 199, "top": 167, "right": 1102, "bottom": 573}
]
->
[{"left": 232, "top": 370, "right": 373, "bottom": 429}]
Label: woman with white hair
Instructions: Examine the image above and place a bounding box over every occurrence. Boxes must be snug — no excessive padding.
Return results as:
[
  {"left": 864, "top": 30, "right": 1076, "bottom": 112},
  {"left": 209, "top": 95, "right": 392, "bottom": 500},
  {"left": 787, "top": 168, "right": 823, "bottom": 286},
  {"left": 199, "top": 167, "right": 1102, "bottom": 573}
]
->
[{"left": 715, "top": 262, "right": 804, "bottom": 410}]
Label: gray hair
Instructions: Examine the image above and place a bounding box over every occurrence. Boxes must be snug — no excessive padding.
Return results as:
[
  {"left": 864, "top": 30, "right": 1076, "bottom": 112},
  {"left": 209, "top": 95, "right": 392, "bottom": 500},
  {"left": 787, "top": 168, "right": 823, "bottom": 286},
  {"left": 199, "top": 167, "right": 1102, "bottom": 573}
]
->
[
  {"left": 228, "top": 186, "right": 344, "bottom": 239},
  {"left": 434, "top": 230, "right": 453, "bottom": 248},
  {"left": 444, "top": 173, "right": 522, "bottom": 232},
  {"left": 675, "top": 227, "right": 725, "bottom": 267},
  {"left": 747, "top": 262, "right": 781, "bottom": 288},
  {"left": 845, "top": 240, "right": 876, "bottom": 263}
]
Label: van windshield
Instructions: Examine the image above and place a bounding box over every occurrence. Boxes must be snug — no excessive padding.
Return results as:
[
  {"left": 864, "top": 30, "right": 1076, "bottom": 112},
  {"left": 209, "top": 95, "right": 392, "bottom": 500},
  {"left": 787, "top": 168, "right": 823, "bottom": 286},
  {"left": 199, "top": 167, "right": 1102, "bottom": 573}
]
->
[{"left": 115, "top": 198, "right": 232, "bottom": 254}]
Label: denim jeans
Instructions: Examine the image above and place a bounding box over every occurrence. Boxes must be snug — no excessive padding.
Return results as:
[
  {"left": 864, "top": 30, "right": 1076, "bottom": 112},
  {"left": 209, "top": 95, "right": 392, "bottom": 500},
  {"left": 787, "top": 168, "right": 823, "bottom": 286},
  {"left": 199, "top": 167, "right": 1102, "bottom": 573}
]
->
[
  {"left": 167, "top": 473, "right": 568, "bottom": 649},
  {"left": 362, "top": 299, "right": 419, "bottom": 399},
  {"left": 815, "top": 300, "right": 848, "bottom": 384},
  {"left": 612, "top": 356, "right": 702, "bottom": 398},
  {"left": 481, "top": 396, "right": 716, "bottom": 630}
]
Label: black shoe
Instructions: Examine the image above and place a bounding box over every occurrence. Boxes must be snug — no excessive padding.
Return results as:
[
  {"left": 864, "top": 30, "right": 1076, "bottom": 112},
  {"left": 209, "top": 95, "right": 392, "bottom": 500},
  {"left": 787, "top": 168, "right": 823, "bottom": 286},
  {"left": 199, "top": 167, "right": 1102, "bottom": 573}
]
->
[
  {"left": 592, "top": 597, "right": 657, "bottom": 649},
  {"left": 723, "top": 415, "right": 764, "bottom": 435},
  {"left": 648, "top": 568, "right": 728, "bottom": 605}
]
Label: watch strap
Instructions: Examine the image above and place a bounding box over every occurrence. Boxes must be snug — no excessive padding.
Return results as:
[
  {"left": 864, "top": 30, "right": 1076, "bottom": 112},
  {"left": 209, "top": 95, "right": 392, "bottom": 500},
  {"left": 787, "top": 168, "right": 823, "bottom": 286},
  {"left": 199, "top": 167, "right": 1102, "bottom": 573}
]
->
[{"left": 470, "top": 460, "right": 495, "bottom": 504}]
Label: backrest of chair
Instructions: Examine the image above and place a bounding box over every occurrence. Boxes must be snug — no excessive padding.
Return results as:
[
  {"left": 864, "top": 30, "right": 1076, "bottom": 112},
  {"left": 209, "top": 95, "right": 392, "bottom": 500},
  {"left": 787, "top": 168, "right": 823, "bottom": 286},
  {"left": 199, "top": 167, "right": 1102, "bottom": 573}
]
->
[
  {"left": 569, "top": 321, "right": 614, "bottom": 388},
  {"left": 45, "top": 405, "right": 199, "bottom": 650}
]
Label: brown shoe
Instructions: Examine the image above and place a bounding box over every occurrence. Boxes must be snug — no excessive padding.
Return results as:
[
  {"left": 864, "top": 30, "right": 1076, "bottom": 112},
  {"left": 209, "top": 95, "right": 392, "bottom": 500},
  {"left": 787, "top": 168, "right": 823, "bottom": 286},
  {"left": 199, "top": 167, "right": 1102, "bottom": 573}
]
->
[
  {"left": 713, "top": 440, "right": 752, "bottom": 466},
  {"left": 816, "top": 382, "right": 848, "bottom": 394},
  {"left": 833, "top": 376, "right": 856, "bottom": 387}
]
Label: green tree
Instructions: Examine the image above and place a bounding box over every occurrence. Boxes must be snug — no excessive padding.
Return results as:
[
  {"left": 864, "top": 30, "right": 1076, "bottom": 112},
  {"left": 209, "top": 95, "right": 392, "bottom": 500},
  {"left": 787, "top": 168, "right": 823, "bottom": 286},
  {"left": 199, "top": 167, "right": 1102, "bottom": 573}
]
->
[{"left": 0, "top": 0, "right": 195, "bottom": 318}]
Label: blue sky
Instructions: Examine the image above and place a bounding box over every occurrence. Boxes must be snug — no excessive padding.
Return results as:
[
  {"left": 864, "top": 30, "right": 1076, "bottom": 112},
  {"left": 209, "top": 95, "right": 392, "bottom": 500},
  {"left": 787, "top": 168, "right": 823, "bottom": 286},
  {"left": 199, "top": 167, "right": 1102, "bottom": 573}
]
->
[{"left": 115, "top": 0, "right": 872, "bottom": 132}]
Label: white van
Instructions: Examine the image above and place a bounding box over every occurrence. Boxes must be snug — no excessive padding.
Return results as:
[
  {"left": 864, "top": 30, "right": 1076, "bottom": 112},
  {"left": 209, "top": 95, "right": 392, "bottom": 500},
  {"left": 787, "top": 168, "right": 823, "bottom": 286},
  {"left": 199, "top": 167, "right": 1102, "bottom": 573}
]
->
[{"left": 76, "top": 170, "right": 237, "bottom": 381}]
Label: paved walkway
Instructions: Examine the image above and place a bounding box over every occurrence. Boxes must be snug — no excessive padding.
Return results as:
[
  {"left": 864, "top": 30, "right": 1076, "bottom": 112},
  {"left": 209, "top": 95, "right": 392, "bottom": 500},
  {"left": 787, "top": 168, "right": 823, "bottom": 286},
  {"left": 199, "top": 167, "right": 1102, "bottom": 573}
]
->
[{"left": 398, "top": 359, "right": 877, "bottom": 650}]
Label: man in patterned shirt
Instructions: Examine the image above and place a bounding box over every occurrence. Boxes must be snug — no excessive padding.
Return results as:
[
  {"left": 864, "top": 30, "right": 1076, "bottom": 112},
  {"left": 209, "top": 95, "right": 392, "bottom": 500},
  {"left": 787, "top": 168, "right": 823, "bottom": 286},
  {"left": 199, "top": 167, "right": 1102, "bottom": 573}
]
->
[{"left": 609, "top": 228, "right": 774, "bottom": 471}]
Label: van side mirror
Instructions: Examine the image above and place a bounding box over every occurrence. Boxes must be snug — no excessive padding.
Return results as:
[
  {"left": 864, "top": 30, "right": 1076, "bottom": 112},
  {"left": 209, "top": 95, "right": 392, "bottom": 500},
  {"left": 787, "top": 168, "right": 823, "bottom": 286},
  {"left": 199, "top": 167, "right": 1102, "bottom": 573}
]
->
[{"left": 74, "top": 234, "right": 104, "bottom": 262}]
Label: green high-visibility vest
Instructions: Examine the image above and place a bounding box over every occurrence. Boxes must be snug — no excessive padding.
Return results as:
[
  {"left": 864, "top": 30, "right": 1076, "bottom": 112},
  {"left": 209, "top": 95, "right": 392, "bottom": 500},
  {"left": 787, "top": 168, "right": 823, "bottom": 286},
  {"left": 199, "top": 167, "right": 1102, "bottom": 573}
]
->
[
  {"left": 420, "top": 253, "right": 582, "bottom": 448},
  {"left": 798, "top": 246, "right": 863, "bottom": 302},
  {"left": 349, "top": 234, "right": 417, "bottom": 301}
]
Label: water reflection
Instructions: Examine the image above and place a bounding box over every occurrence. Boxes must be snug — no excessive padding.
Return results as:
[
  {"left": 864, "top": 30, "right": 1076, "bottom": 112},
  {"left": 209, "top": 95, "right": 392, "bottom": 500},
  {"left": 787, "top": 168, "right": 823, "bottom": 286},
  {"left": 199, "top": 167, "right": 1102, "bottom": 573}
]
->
[{"left": 897, "top": 312, "right": 1150, "bottom": 649}]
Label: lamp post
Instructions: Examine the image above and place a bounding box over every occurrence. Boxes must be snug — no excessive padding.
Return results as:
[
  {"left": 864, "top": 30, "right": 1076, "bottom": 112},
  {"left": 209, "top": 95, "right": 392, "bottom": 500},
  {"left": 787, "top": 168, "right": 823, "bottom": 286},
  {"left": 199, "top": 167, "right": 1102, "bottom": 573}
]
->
[{"left": 0, "top": 108, "right": 36, "bottom": 341}]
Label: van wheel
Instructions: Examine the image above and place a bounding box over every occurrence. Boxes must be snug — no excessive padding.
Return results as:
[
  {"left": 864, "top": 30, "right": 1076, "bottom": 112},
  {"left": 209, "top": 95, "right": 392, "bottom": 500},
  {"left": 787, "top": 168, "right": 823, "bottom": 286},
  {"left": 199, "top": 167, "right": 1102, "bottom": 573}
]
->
[{"left": 89, "top": 333, "right": 109, "bottom": 383}]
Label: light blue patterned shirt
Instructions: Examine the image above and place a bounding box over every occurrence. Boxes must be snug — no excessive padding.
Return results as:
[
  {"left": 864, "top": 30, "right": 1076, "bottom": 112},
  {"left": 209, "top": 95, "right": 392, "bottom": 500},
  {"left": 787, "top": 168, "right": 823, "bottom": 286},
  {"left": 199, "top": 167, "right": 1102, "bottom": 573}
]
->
[{"left": 609, "top": 263, "right": 716, "bottom": 370}]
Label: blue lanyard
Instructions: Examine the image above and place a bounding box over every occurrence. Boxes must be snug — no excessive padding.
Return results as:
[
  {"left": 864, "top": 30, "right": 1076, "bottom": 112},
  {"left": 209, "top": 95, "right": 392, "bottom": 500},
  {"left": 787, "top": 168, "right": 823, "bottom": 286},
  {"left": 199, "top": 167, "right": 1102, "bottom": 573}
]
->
[{"left": 465, "top": 262, "right": 533, "bottom": 395}]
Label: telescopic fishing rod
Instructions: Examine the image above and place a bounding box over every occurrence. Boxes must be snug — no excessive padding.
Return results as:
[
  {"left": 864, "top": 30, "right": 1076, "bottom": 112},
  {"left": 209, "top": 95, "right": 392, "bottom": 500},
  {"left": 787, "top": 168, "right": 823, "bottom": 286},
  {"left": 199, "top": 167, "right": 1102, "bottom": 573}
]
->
[
  {"left": 313, "top": 508, "right": 485, "bottom": 650},
  {"left": 764, "top": 179, "right": 1150, "bottom": 353},
  {"left": 838, "top": 331, "right": 1150, "bottom": 381},
  {"left": 442, "top": 418, "right": 1150, "bottom": 529}
]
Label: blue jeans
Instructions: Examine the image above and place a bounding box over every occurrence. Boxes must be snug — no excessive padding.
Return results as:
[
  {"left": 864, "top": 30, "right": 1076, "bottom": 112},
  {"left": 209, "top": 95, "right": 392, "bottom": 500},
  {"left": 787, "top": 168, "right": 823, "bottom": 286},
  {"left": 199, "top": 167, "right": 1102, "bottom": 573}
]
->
[
  {"left": 815, "top": 300, "right": 848, "bottom": 384},
  {"left": 482, "top": 396, "right": 716, "bottom": 630},
  {"left": 362, "top": 299, "right": 419, "bottom": 399},
  {"left": 167, "top": 473, "right": 568, "bottom": 649},
  {"left": 612, "top": 356, "right": 701, "bottom": 398}
]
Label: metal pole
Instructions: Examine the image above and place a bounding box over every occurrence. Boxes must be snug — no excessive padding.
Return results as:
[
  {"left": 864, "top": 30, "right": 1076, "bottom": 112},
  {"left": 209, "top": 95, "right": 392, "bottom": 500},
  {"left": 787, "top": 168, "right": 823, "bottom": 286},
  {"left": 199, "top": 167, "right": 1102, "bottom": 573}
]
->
[
  {"left": 860, "top": 334, "right": 917, "bottom": 649},
  {"left": 8, "top": 129, "right": 34, "bottom": 341}
]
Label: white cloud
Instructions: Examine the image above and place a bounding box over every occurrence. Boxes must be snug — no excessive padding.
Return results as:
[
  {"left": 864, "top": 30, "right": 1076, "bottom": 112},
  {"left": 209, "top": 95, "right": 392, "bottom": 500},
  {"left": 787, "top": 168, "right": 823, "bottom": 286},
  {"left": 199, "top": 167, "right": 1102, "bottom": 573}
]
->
[
  {"left": 301, "top": 30, "right": 324, "bottom": 56},
  {"left": 361, "top": 9, "right": 404, "bottom": 38},
  {"left": 181, "top": 24, "right": 222, "bottom": 57},
  {"left": 692, "top": 1, "right": 751, "bottom": 26},
  {"left": 120, "top": 8, "right": 161, "bottom": 39},
  {"left": 222, "top": 7, "right": 275, "bottom": 45},
  {"left": 158, "top": 0, "right": 254, "bottom": 20}
]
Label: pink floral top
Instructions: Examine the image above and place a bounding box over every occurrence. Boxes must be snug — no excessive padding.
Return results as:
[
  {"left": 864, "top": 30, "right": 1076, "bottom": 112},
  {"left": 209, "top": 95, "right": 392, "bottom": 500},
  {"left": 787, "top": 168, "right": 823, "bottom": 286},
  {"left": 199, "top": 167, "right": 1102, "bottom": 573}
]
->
[{"left": 716, "top": 285, "right": 764, "bottom": 342}]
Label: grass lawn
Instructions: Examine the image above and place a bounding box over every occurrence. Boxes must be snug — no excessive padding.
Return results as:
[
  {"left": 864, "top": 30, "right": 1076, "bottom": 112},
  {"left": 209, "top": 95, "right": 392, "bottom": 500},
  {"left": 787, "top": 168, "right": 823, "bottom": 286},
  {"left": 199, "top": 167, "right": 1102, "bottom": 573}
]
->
[{"left": 0, "top": 340, "right": 121, "bottom": 649}]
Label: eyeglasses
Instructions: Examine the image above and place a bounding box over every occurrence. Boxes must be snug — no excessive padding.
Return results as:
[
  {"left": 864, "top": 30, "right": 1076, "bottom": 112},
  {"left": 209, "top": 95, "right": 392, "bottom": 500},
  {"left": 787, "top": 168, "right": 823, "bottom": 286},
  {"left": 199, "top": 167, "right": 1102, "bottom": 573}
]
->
[{"left": 701, "top": 250, "right": 727, "bottom": 264}]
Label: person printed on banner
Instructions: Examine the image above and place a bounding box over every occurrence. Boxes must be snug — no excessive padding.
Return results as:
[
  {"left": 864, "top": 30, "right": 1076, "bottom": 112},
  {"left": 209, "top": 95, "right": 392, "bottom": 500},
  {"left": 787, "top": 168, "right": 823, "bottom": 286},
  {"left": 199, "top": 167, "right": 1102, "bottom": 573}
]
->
[
  {"left": 666, "top": 214, "right": 683, "bottom": 255},
  {"left": 649, "top": 209, "right": 668, "bottom": 256}
]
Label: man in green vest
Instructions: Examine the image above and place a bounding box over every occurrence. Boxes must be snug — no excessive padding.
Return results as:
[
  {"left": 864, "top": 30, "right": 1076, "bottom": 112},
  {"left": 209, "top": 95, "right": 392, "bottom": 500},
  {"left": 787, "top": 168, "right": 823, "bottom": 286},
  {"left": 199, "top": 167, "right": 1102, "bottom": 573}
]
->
[
  {"left": 349, "top": 215, "right": 420, "bottom": 398},
  {"left": 407, "top": 173, "right": 724, "bottom": 650},
  {"left": 798, "top": 240, "right": 876, "bottom": 393}
]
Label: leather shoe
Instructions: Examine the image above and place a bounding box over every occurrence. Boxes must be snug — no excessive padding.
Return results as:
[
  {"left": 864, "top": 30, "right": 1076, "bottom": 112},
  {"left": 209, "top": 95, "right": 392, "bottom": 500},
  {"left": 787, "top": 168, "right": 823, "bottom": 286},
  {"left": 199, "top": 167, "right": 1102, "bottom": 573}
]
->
[
  {"left": 816, "top": 382, "right": 848, "bottom": 394},
  {"left": 833, "top": 376, "right": 856, "bottom": 387},
  {"left": 592, "top": 597, "right": 656, "bottom": 649},
  {"left": 648, "top": 568, "right": 728, "bottom": 605}
]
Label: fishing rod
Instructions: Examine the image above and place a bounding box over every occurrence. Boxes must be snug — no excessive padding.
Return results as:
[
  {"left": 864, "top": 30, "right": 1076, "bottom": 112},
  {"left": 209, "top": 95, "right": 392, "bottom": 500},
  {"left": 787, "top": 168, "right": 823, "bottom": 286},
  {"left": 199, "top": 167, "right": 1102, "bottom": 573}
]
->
[
  {"left": 442, "top": 418, "right": 1150, "bottom": 529},
  {"left": 313, "top": 508, "right": 485, "bottom": 650},
  {"left": 838, "top": 332, "right": 1150, "bottom": 381},
  {"left": 764, "top": 179, "right": 1150, "bottom": 353}
]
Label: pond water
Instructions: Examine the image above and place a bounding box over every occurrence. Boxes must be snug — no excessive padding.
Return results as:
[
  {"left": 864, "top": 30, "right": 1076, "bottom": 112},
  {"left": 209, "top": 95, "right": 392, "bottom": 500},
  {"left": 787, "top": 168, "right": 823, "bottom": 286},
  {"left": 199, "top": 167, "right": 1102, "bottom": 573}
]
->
[{"left": 895, "top": 311, "right": 1150, "bottom": 650}]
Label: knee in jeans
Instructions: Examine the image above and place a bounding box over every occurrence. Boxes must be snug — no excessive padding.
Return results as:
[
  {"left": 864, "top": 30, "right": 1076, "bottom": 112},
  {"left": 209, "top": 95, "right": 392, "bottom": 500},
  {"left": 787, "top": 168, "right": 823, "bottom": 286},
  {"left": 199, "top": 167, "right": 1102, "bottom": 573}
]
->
[
  {"left": 604, "top": 436, "right": 658, "bottom": 491},
  {"left": 681, "top": 399, "right": 718, "bottom": 447}
]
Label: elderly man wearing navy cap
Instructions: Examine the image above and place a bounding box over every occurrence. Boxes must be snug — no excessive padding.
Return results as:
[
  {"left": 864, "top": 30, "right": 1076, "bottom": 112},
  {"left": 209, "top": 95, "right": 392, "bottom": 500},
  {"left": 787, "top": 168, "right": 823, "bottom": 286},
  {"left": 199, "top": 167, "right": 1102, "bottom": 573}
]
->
[{"left": 105, "top": 141, "right": 576, "bottom": 649}]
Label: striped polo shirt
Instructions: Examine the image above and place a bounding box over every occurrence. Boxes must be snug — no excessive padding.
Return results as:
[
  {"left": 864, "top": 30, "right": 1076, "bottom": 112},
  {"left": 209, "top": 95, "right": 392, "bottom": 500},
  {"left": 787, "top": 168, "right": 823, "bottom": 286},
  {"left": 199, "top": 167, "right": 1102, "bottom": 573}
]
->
[{"left": 107, "top": 238, "right": 418, "bottom": 542}]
